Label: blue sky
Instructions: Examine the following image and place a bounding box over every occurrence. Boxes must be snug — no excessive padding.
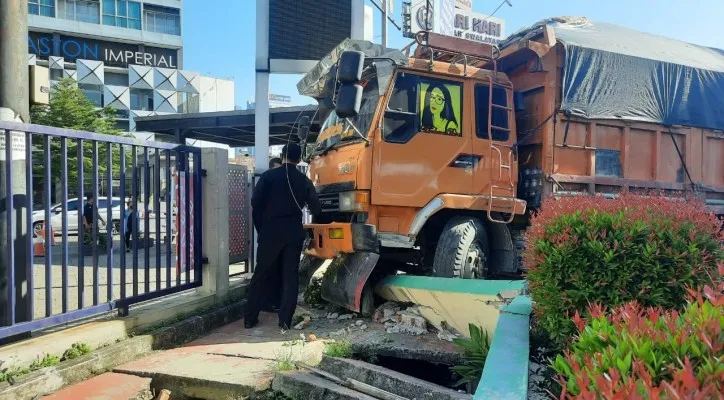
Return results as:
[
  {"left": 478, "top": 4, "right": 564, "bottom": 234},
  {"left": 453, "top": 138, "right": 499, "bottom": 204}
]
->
[{"left": 182, "top": 0, "right": 724, "bottom": 108}]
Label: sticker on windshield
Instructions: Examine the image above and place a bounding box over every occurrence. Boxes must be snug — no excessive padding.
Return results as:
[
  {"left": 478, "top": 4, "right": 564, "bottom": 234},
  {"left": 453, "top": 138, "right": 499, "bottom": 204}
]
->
[{"left": 419, "top": 81, "right": 462, "bottom": 137}]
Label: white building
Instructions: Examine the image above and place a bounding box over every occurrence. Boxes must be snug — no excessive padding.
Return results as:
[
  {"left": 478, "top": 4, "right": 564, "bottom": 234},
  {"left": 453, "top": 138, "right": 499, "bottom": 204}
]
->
[{"left": 26, "top": 0, "right": 234, "bottom": 131}]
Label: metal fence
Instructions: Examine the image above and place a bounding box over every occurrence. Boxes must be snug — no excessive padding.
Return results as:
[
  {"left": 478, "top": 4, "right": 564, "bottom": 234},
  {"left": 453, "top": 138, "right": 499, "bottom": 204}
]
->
[
  {"left": 228, "top": 164, "right": 252, "bottom": 273},
  {"left": 0, "top": 121, "right": 202, "bottom": 340}
]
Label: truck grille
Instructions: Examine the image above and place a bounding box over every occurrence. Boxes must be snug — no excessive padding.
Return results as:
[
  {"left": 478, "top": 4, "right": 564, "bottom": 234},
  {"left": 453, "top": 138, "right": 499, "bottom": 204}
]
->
[{"left": 318, "top": 193, "right": 339, "bottom": 213}]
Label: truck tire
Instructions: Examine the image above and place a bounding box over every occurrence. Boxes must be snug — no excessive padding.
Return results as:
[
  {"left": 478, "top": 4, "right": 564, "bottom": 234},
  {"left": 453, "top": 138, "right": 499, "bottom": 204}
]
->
[{"left": 432, "top": 216, "right": 490, "bottom": 279}]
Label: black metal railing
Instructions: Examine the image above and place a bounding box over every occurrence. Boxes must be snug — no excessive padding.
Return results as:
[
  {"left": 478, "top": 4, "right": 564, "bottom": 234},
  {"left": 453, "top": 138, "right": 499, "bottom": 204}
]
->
[{"left": 0, "top": 121, "right": 202, "bottom": 339}]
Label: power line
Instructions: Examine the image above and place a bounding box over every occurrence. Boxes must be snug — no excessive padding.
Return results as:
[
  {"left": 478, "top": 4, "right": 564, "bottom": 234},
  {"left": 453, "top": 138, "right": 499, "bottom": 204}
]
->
[{"left": 481, "top": 0, "right": 513, "bottom": 23}]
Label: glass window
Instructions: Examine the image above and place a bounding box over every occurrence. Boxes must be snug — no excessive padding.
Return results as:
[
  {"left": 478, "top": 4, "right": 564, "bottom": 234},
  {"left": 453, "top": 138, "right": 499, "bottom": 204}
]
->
[
  {"left": 97, "top": 199, "right": 108, "bottom": 208},
  {"left": 59, "top": 0, "right": 101, "bottom": 24},
  {"left": 79, "top": 83, "right": 103, "bottom": 107},
  {"left": 105, "top": 72, "right": 128, "bottom": 86},
  {"left": 383, "top": 72, "right": 463, "bottom": 143},
  {"left": 144, "top": 4, "right": 181, "bottom": 35},
  {"left": 50, "top": 69, "right": 64, "bottom": 81},
  {"left": 67, "top": 200, "right": 79, "bottom": 211},
  {"left": 29, "top": 0, "right": 55, "bottom": 17},
  {"left": 101, "top": 0, "right": 140, "bottom": 30},
  {"left": 130, "top": 88, "right": 153, "bottom": 111},
  {"left": 474, "top": 85, "right": 510, "bottom": 141}
]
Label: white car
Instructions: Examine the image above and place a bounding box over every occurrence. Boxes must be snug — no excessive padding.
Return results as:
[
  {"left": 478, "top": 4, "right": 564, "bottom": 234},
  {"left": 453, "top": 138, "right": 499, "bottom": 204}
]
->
[{"left": 32, "top": 197, "right": 123, "bottom": 236}]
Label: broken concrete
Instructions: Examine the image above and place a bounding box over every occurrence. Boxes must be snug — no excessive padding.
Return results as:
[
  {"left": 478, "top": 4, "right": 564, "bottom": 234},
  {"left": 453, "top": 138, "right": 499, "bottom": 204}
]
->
[
  {"left": 273, "top": 371, "right": 378, "bottom": 400},
  {"left": 320, "top": 357, "right": 471, "bottom": 400}
]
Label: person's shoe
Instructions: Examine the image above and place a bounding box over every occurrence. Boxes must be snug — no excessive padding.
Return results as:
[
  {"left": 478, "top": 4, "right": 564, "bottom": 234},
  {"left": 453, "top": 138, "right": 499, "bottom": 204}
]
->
[{"left": 244, "top": 318, "right": 258, "bottom": 329}]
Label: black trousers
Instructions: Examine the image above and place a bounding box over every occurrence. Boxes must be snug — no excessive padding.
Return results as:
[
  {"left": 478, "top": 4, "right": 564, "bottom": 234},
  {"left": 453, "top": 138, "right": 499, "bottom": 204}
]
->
[{"left": 245, "top": 238, "right": 303, "bottom": 328}]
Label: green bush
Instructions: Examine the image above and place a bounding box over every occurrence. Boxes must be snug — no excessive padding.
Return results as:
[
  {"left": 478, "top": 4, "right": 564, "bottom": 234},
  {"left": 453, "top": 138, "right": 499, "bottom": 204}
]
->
[
  {"left": 524, "top": 193, "right": 722, "bottom": 348},
  {"left": 324, "top": 338, "right": 353, "bottom": 358},
  {"left": 554, "top": 272, "right": 723, "bottom": 398},
  {"left": 450, "top": 323, "right": 491, "bottom": 390},
  {"left": 62, "top": 342, "right": 91, "bottom": 361}
]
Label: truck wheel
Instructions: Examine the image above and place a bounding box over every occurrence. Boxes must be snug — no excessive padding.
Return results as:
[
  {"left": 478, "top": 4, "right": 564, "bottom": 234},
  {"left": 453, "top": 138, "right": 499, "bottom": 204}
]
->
[{"left": 433, "top": 216, "right": 490, "bottom": 279}]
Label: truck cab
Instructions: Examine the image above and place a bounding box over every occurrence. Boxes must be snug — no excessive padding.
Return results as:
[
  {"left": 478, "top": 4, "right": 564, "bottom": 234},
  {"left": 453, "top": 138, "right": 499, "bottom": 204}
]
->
[{"left": 298, "top": 34, "right": 526, "bottom": 312}]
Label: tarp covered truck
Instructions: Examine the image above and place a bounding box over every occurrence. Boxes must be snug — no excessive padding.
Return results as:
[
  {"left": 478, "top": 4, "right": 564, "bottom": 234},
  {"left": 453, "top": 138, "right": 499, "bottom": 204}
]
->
[{"left": 296, "top": 17, "right": 724, "bottom": 313}]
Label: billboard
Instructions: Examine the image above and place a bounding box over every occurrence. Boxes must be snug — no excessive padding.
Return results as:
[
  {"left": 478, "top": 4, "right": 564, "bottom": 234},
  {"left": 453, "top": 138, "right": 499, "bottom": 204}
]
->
[
  {"left": 268, "top": 0, "right": 352, "bottom": 62},
  {"left": 406, "top": 1, "right": 505, "bottom": 45}
]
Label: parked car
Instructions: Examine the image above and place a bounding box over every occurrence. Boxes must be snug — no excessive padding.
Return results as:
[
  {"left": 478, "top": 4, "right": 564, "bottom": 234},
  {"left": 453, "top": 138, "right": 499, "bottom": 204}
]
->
[{"left": 32, "top": 197, "right": 123, "bottom": 236}]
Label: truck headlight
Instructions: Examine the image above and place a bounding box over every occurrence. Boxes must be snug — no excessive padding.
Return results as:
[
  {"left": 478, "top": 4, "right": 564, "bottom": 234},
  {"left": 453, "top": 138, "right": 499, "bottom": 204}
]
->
[
  {"left": 338, "top": 191, "right": 370, "bottom": 212},
  {"left": 338, "top": 191, "right": 355, "bottom": 212}
]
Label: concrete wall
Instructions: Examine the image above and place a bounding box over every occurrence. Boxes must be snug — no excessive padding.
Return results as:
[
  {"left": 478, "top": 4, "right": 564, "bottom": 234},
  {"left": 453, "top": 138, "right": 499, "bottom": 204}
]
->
[{"left": 198, "top": 76, "right": 235, "bottom": 113}]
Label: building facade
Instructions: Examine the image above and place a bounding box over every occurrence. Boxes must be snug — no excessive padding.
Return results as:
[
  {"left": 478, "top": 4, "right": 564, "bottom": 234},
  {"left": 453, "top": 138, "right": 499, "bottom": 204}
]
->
[{"left": 26, "top": 0, "right": 234, "bottom": 131}]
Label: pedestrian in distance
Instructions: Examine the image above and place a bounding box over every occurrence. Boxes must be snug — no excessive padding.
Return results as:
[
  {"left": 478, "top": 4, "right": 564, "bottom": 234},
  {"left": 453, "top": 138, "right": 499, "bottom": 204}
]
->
[
  {"left": 124, "top": 199, "right": 140, "bottom": 253},
  {"left": 83, "top": 193, "right": 107, "bottom": 248},
  {"left": 269, "top": 157, "right": 282, "bottom": 169},
  {"left": 245, "top": 143, "right": 321, "bottom": 330}
]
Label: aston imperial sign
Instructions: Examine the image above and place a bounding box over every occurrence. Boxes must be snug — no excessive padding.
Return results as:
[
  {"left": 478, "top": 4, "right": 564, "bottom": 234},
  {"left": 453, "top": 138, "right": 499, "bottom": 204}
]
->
[{"left": 28, "top": 32, "right": 179, "bottom": 69}]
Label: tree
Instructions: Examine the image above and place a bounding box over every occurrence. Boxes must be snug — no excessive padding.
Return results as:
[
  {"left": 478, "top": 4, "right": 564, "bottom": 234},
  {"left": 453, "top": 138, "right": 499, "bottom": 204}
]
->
[{"left": 30, "top": 78, "right": 130, "bottom": 197}]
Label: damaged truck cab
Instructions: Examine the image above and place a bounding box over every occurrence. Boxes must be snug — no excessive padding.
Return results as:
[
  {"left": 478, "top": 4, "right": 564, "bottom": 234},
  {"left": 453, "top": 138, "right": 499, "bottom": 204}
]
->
[
  {"left": 298, "top": 33, "right": 526, "bottom": 313},
  {"left": 298, "top": 18, "right": 724, "bottom": 314}
]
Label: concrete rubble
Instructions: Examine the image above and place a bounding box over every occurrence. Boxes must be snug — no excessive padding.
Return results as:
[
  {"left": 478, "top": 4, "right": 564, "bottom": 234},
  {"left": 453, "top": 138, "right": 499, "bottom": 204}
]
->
[{"left": 373, "top": 302, "right": 429, "bottom": 336}]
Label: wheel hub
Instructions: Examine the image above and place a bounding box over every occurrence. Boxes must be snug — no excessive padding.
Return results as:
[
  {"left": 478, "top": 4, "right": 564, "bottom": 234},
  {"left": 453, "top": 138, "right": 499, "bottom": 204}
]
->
[{"left": 463, "top": 242, "right": 487, "bottom": 279}]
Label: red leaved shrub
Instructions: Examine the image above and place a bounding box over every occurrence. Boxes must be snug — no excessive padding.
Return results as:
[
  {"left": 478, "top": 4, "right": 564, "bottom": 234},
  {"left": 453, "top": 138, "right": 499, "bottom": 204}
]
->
[
  {"left": 524, "top": 193, "right": 723, "bottom": 347},
  {"left": 555, "top": 262, "right": 723, "bottom": 399}
]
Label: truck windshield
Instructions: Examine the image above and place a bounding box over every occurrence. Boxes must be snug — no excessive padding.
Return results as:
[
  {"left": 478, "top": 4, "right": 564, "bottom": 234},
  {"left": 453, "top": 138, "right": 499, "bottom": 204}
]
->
[{"left": 312, "top": 75, "right": 380, "bottom": 156}]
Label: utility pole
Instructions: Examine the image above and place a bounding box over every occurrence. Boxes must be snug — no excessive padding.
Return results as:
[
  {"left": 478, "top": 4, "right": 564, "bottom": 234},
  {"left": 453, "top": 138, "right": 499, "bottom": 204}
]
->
[
  {"left": 381, "top": 0, "right": 388, "bottom": 47},
  {"left": 0, "top": 0, "right": 30, "bottom": 337}
]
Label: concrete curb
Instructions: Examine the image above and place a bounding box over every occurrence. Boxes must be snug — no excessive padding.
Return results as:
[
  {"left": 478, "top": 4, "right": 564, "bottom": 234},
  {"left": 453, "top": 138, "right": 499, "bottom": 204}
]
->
[
  {"left": 475, "top": 295, "right": 532, "bottom": 400},
  {"left": 0, "top": 300, "right": 246, "bottom": 400}
]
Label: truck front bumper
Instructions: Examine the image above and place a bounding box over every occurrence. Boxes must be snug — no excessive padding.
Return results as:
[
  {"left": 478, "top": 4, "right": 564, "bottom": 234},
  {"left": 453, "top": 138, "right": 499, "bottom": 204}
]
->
[{"left": 303, "top": 223, "right": 379, "bottom": 259}]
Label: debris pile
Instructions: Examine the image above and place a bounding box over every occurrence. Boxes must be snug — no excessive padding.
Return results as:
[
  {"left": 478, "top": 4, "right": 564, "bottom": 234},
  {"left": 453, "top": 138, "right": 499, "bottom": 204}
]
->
[{"left": 373, "top": 302, "right": 428, "bottom": 336}]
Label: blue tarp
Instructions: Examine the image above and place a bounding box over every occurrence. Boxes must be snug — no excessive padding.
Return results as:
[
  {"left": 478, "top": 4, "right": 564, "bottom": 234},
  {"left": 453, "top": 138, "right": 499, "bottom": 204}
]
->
[{"left": 502, "top": 17, "right": 724, "bottom": 130}]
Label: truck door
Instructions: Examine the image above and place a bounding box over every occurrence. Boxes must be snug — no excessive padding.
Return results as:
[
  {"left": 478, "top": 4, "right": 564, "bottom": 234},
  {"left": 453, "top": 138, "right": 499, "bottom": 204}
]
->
[
  {"left": 471, "top": 81, "right": 517, "bottom": 215},
  {"left": 372, "top": 71, "right": 473, "bottom": 208}
]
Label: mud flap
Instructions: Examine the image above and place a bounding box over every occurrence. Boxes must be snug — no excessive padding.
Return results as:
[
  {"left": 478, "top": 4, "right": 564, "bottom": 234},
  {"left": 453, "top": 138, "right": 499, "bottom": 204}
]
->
[{"left": 321, "top": 252, "right": 380, "bottom": 313}]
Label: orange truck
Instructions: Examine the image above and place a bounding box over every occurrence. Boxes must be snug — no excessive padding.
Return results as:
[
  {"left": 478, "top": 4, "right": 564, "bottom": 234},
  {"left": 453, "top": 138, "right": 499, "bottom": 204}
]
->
[{"left": 296, "top": 17, "right": 724, "bottom": 314}]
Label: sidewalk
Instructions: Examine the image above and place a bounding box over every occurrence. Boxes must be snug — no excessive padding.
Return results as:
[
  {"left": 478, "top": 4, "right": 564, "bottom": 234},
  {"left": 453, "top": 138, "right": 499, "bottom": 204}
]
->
[{"left": 44, "top": 307, "right": 463, "bottom": 399}]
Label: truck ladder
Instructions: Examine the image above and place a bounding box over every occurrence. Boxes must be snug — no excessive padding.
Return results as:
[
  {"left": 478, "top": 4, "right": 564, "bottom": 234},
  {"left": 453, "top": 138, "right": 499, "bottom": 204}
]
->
[{"left": 486, "top": 76, "right": 516, "bottom": 224}]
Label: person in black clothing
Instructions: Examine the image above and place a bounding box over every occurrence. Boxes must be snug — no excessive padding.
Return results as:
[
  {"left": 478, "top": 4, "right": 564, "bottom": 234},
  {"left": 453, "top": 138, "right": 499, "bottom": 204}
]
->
[
  {"left": 269, "top": 157, "right": 282, "bottom": 169},
  {"left": 264, "top": 156, "right": 284, "bottom": 313},
  {"left": 124, "top": 199, "right": 139, "bottom": 253},
  {"left": 83, "top": 193, "right": 105, "bottom": 244},
  {"left": 245, "top": 143, "right": 321, "bottom": 330}
]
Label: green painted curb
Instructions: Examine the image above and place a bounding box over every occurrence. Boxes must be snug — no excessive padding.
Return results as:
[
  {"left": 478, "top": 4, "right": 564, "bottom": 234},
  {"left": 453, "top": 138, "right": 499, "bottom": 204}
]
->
[
  {"left": 475, "top": 295, "right": 532, "bottom": 400},
  {"left": 378, "top": 275, "right": 524, "bottom": 296}
]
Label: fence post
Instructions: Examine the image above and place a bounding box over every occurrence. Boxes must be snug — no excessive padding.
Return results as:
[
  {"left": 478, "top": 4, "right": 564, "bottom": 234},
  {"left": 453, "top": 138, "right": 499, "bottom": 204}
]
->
[{"left": 199, "top": 148, "right": 229, "bottom": 298}]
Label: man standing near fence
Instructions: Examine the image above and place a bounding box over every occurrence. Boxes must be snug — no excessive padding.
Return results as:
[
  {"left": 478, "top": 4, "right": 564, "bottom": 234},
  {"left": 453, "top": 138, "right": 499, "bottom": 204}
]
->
[
  {"left": 245, "top": 143, "right": 320, "bottom": 330},
  {"left": 263, "top": 156, "right": 283, "bottom": 313}
]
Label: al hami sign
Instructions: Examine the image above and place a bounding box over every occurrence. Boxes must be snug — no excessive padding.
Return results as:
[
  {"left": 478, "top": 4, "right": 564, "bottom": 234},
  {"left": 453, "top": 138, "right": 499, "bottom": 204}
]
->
[
  {"left": 407, "top": 0, "right": 505, "bottom": 45},
  {"left": 28, "top": 32, "right": 179, "bottom": 69}
]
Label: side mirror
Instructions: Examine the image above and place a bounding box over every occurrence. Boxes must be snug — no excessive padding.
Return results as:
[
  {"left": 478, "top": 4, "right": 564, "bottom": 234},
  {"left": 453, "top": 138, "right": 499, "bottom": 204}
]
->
[
  {"left": 335, "top": 84, "right": 363, "bottom": 118},
  {"left": 514, "top": 91, "right": 526, "bottom": 112},
  {"left": 297, "top": 116, "right": 310, "bottom": 141},
  {"left": 337, "top": 51, "right": 364, "bottom": 83},
  {"left": 335, "top": 51, "right": 365, "bottom": 119}
]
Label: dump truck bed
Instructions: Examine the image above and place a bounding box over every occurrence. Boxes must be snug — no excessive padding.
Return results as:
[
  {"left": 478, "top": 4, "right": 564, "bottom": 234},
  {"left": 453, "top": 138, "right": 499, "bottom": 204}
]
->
[{"left": 499, "top": 17, "right": 724, "bottom": 213}]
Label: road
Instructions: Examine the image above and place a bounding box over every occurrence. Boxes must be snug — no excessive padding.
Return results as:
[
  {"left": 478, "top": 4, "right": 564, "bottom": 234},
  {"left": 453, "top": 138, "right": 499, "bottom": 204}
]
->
[{"left": 24, "top": 235, "right": 246, "bottom": 320}]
